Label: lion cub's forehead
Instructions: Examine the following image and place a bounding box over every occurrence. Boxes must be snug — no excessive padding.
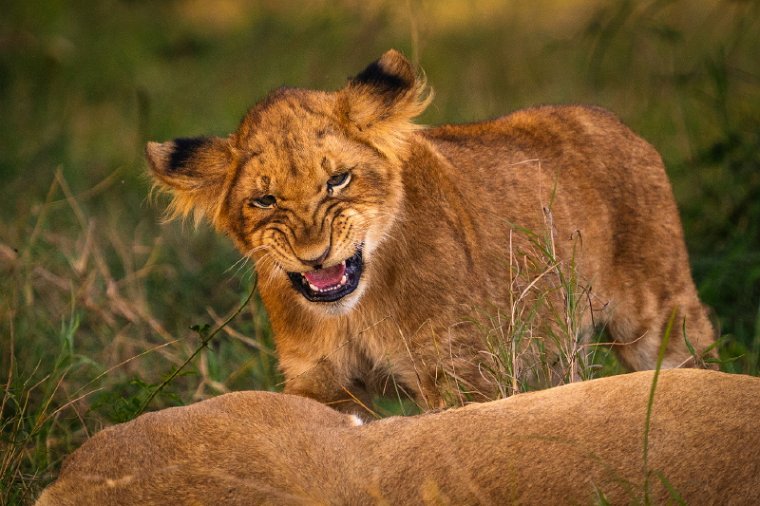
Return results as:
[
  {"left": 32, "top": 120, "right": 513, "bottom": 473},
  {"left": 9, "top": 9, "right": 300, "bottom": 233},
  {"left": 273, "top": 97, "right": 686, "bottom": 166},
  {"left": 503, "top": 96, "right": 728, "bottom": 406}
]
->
[
  {"left": 232, "top": 90, "right": 366, "bottom": 195},
  {"left": 240, "top": 134, "right": 365, "bottom": 197},
  {"left": 235, "top": 89, "right": 338, "bottom": 148}
]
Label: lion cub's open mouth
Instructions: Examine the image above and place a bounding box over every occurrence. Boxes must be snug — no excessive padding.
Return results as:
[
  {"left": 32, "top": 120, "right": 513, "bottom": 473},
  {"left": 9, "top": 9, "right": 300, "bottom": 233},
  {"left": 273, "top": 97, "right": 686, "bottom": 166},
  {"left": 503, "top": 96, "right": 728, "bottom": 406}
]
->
[{"left": 287, "top": 246, "right": 364, "bottom": 302}]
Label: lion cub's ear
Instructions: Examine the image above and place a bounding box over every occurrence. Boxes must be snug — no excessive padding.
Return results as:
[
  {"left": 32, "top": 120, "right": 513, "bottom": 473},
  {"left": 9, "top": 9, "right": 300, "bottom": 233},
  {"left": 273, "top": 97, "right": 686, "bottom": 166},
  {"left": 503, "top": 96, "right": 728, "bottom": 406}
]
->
[
  {"left": 337, "top": 49, "right": 432, "bottom": 163},
  {"left": 145, "top": 136, "right": 234, "bottom": 227}
]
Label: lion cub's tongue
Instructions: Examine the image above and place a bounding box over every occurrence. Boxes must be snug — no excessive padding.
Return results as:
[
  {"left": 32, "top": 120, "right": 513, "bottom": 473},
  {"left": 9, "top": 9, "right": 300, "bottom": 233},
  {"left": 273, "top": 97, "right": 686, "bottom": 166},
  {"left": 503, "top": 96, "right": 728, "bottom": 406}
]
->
[{"left": 303, "top": 262, "right": 346, "bottom": 290}]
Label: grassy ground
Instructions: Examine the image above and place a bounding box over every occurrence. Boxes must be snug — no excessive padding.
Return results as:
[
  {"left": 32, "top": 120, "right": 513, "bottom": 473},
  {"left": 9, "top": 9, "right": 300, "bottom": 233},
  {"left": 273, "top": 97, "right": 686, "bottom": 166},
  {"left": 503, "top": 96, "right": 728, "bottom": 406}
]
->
[{"left": 1, "top": 0, "right": 759, "bottom": 503}]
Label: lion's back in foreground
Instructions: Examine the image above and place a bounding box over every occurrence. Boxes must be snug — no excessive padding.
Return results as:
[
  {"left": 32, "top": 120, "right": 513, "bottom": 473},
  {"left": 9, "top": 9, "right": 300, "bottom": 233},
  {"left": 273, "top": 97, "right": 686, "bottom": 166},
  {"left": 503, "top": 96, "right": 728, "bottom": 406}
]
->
[{"left": 37, "top": 369, "right": 760, "bottom": 505}]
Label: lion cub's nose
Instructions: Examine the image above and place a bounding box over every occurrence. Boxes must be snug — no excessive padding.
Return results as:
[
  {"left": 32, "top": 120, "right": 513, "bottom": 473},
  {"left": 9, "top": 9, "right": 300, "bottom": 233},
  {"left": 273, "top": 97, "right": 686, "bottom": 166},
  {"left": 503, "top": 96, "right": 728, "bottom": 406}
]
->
[{"left": 300, "top": 246, "right": 331, "bottom": 269}]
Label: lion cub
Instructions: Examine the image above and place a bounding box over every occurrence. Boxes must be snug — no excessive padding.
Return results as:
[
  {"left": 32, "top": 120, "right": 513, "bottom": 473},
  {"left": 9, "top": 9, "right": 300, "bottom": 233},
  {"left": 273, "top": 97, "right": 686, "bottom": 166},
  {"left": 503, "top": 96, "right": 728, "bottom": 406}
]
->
[
  {"left": 147, "top": 50, "right": 716, "bottom": 415},
  {"left": 36, "top": 370, "right": 760, "bottom": 505}
]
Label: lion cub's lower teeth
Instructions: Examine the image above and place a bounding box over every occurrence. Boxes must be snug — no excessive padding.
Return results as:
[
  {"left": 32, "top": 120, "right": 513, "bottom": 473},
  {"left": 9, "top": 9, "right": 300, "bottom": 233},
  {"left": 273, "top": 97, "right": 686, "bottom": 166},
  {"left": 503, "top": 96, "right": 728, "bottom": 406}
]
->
[{"left": 307, "top": 274, "right": 349, "bottom": 294}]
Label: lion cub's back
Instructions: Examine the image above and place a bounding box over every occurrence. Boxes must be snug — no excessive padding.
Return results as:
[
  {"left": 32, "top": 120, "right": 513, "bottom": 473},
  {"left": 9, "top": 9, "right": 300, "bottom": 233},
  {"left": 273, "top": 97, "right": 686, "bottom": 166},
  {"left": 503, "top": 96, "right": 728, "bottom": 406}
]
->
[
  {"left": 423, "top": 104, "right": 664, "bottom": 187},
  {"left": 421, "top": 104, "right": 689, "bottom": 302}
]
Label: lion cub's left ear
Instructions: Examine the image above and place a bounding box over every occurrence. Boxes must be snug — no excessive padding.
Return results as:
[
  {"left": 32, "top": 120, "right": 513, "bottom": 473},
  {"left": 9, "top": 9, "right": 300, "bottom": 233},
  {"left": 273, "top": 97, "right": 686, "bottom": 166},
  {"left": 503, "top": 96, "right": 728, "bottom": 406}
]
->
[{"left": 337, "top": 49, "right": 432, "bottom": 163}]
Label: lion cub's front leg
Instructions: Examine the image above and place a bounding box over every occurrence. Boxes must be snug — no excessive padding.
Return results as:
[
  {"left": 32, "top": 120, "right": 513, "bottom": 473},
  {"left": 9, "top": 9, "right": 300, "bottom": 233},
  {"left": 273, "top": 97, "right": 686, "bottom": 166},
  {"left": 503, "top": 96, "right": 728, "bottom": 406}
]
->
[{"left": 281, "top": 356, "right": 375, "bottom": 419}]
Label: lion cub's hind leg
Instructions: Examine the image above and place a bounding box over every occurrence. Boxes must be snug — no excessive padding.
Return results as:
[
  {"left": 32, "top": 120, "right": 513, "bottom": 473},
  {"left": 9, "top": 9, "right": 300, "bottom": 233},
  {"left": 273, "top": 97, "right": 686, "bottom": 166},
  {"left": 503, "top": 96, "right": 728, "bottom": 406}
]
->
[{"left": 607, "top": 288, "right": 717, "bottom": 371}]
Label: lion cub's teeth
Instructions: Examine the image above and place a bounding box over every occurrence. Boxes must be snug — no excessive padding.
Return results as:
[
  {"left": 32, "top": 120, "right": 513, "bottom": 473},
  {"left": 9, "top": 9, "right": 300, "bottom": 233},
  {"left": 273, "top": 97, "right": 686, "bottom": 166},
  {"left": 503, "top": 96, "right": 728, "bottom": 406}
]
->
[
  {"left": 308, "top": 282, "right": 319, "bottom": 292},
  {"left": 340, "top": 274, "right": 347, "bottom": 286}
]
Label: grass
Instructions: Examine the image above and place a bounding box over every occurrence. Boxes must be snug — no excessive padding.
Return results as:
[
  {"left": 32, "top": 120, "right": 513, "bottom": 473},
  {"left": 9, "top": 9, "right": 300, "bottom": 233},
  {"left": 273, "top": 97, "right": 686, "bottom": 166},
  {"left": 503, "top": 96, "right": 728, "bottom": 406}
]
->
[
  {"left": 641, "top": 308, "right": 677, "bottom": 504},
  {"left": 1, "top": 0, "right": 759, "bottom": 503},
  {"left": 438, "top": 207, "right": 615, "bottom": 404}
]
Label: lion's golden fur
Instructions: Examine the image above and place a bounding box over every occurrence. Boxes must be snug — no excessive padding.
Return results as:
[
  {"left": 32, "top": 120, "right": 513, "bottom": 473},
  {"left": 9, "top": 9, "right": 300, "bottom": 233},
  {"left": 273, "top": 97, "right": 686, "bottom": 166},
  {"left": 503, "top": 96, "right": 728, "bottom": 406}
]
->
[
  {"left": 36, "top": 369, "right": 760, "bottom": 505},
  {"left": 146, "top": 50, "right": 716, "bottom": 414}
]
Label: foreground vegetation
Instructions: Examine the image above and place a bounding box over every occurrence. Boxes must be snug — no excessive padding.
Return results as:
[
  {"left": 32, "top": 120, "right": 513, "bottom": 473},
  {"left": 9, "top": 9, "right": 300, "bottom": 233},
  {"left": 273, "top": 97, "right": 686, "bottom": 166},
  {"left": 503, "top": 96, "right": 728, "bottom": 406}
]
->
[{"left": 1, "top": 1, "right": 758, "bottom": 503}]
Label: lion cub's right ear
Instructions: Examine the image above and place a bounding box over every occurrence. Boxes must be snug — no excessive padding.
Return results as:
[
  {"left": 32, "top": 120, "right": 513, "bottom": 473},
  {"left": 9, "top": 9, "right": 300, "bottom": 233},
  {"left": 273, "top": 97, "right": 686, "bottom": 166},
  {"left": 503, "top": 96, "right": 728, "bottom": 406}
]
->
[{"left": 145, "top": 136, "right": 234, "bottom": 227}]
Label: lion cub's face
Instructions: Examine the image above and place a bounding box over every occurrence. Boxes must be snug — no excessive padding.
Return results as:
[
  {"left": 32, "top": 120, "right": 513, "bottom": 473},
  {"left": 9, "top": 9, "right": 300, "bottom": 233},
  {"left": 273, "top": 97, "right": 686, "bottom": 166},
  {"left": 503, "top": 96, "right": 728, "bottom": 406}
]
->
[
  {"left": 146, "top": 50, "right": 430, "bottom": 311},
  {"left": 226, "top": 91, "right": 403, "bottom": 307}
]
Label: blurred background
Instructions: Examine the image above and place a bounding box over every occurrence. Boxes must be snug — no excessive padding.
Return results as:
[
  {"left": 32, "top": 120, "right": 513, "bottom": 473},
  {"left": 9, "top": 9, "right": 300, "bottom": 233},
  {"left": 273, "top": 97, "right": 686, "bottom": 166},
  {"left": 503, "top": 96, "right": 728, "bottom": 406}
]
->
[{"left": 1, "top": 0, "right": 759, "bottom": 502}]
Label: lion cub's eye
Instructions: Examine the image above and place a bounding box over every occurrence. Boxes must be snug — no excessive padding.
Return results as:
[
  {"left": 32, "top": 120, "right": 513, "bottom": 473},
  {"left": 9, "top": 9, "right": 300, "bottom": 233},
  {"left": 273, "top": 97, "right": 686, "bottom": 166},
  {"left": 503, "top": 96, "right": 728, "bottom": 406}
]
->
[
  {"left": 326, "top": 172, "right": 351, "bottom": 195},
  {"left": 250, "top": 195, "right": 277, "bottom": 209}
]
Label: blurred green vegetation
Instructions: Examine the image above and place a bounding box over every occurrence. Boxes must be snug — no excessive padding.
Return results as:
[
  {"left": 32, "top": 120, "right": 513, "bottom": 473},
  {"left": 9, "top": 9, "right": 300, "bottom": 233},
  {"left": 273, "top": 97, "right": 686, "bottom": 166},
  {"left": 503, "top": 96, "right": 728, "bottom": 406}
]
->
[{"left": 1, "top": 0, "right": 759, "bottom": 502}]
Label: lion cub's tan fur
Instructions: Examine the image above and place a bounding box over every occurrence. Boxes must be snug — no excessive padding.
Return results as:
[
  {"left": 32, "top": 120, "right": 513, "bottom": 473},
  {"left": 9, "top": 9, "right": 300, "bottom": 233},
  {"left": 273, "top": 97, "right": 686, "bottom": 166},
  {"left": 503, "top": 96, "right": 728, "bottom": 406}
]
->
[
  {"left": 146, "top": 50, "right": 715, "bottom": 414},
  {"left": 36, "top": 370, "right": 760, "bottom": 505}
]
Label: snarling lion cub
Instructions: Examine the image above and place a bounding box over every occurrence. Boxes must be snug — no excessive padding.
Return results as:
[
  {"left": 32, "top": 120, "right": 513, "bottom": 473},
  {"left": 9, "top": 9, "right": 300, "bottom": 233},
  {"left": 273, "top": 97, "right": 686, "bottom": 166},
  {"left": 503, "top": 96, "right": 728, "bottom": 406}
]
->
[
  {"left": 36, "top": 370, "right": 760, "bottom": 505},
  {"left": 147, "top": 50, "right": 715, "bottom": 414}
]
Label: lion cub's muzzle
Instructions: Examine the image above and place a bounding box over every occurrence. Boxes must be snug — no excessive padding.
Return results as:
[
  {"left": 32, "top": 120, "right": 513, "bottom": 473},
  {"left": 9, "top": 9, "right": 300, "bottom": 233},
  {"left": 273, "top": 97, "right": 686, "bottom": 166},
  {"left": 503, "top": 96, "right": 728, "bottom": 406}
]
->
[{"left": 287, "top": 246, "right": 364, "bottom": 302}]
